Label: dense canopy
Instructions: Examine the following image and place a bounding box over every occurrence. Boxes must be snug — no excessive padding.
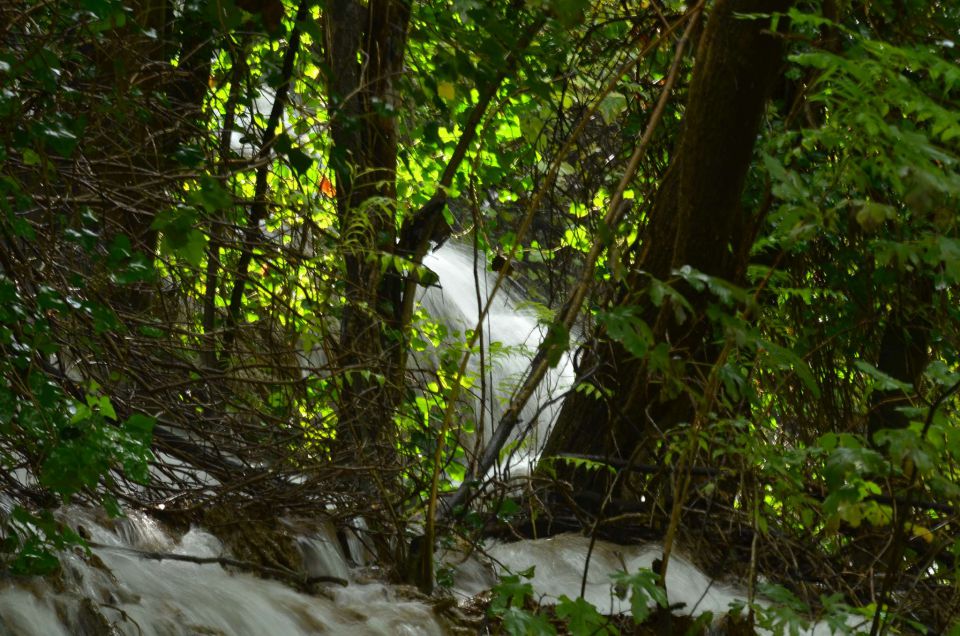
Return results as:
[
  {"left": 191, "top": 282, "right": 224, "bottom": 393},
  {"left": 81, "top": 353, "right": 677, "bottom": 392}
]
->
[{"left": 1, "top": 0, "right": 960, "bottom": 632}]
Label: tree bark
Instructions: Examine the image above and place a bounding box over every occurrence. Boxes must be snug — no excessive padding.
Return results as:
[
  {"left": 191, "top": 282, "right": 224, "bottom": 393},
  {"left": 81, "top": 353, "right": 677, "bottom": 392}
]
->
[
  {"left": 325, "top": 0, "right": 412, "bottom": 464},
  {"left": 541, "top": 0, "right": 794, "bottom": 503}
]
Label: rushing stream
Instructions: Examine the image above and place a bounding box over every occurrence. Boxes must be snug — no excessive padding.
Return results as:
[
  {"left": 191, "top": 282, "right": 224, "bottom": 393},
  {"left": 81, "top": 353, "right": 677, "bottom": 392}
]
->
[
  {"left": 0, "top": 505, "right": 447, "bottom": 636},
  {"left": 0, "top": 506, "right": 863, "bottom": 635},
  {"left": 0, "top": 243, "right": 863, "bottom": 635}
]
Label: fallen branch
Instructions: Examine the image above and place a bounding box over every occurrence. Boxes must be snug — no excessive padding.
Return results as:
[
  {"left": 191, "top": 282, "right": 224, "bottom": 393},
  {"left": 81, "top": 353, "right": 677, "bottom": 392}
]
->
[{"left": 88, "top": 541, "right": 349, "bottom": 588}]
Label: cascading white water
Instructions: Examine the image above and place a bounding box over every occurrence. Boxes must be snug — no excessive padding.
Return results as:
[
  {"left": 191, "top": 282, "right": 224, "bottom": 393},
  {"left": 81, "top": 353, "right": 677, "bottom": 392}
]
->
[
  {"left": 0, "top": 512, "right": 866, "bottom": 636},
  {"left": 446, "top": 535, "right": 751, "bottom": 617},
  {"left": 420, "top": 241, "right": 575, "bottom": 477},
  {"left": 0, "top": 243, "right": 867, "bottom": 635},
  {"left": 448, "top": 535, "right": 869, "bottom": 636},
  {"left": 292, "top": 239, "right": 575, "bottom": 478},
  {"left": 0, "top": 507, "right": 447, "bottom": 636}
]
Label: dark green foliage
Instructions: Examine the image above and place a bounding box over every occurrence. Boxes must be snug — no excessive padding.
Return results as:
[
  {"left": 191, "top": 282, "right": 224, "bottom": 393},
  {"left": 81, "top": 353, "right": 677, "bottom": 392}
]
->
[{"left": 1, "top": 0, "right": 959, "bottom": 630}]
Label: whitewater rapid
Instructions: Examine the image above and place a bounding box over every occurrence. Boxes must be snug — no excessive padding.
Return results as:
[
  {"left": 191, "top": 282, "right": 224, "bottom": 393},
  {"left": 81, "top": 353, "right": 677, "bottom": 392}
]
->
[{"left": 0, "top": 242, "right": 868, "bottom": 635}]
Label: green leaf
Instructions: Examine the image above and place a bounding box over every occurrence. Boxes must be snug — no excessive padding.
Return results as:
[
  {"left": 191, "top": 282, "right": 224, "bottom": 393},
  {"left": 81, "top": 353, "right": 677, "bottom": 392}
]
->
[
  {"left": 286, "top": 146, "right": 314, "bottom": 176},
  {"left": 855, "top": 201, "right": 893, "bottom": 232},
  {"left": 437, "top": 81, "right": 455, "bottom": 100},
  {"left": 854, "top": 360, "right": 911, "bottom": 392},
  {"left": 490, "top": 573, "right": 535, "bottom": 613},
  {"left": 153, "top": 206, "right": 208, "bottom": 267},
  {"left": 610, "top": 569, "right": 668, "bottom": 623},
  {"left": 179, "top": 229, "right": 208, "bottom": 268},
  {"left": 599, "top": 306, "right": 653, "bottom": 359},
  {"left": 125, "top": 413, "right": 156, "bottom": 443},
  {"left": 556, "top": 595, "right": 616, "bottom": 635},
  {"left": 274, "top": 133, "right": 315, "bottom": 176},
  {"left": 190, "top": 176, "right": 233, "bottom": 213},
  {"left": 98, "top": 395, "right": 117, "bottom": 421},
  {"left": 22, "top": 148, "right": 41, "bottom": 165},
  {"left": 500, "top": 607, "right": 557, "bottom": 636},
  {"left": 597, "top": 92, "right": 627, "bottom": 125},
  {"left": 417, "top": 265, "right": 440, "bottom": 288},
  {"left": 551, "top": 454, "right": 617, "bottom": 475},
  {"left": 10, "top": 536, "right": 61, "bottom": 576}
]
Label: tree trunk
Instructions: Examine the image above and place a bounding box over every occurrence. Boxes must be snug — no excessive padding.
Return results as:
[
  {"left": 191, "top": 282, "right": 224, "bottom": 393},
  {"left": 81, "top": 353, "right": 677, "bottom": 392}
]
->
[
  {"left": 325, "top": 0, "right": 412, "bottom": 464},
  {"left": 541, "top": 0, "right": 793, "bottom": 504}
]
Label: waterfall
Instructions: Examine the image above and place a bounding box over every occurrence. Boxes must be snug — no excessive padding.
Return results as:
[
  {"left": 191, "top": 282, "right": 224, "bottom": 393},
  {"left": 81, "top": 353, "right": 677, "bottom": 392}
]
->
[{"left": 420, "top": 241, "right": 575, "bottom": 478}]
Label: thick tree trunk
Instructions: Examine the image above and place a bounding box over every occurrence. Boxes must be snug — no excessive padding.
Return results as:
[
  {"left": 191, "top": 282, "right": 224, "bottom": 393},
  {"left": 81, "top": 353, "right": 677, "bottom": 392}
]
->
[
  {"left": 541, "top": 0, "right": 793, "bottom": 504},
  {"left": 325, "top": 0, "right": 412, "bottom": 464}
]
